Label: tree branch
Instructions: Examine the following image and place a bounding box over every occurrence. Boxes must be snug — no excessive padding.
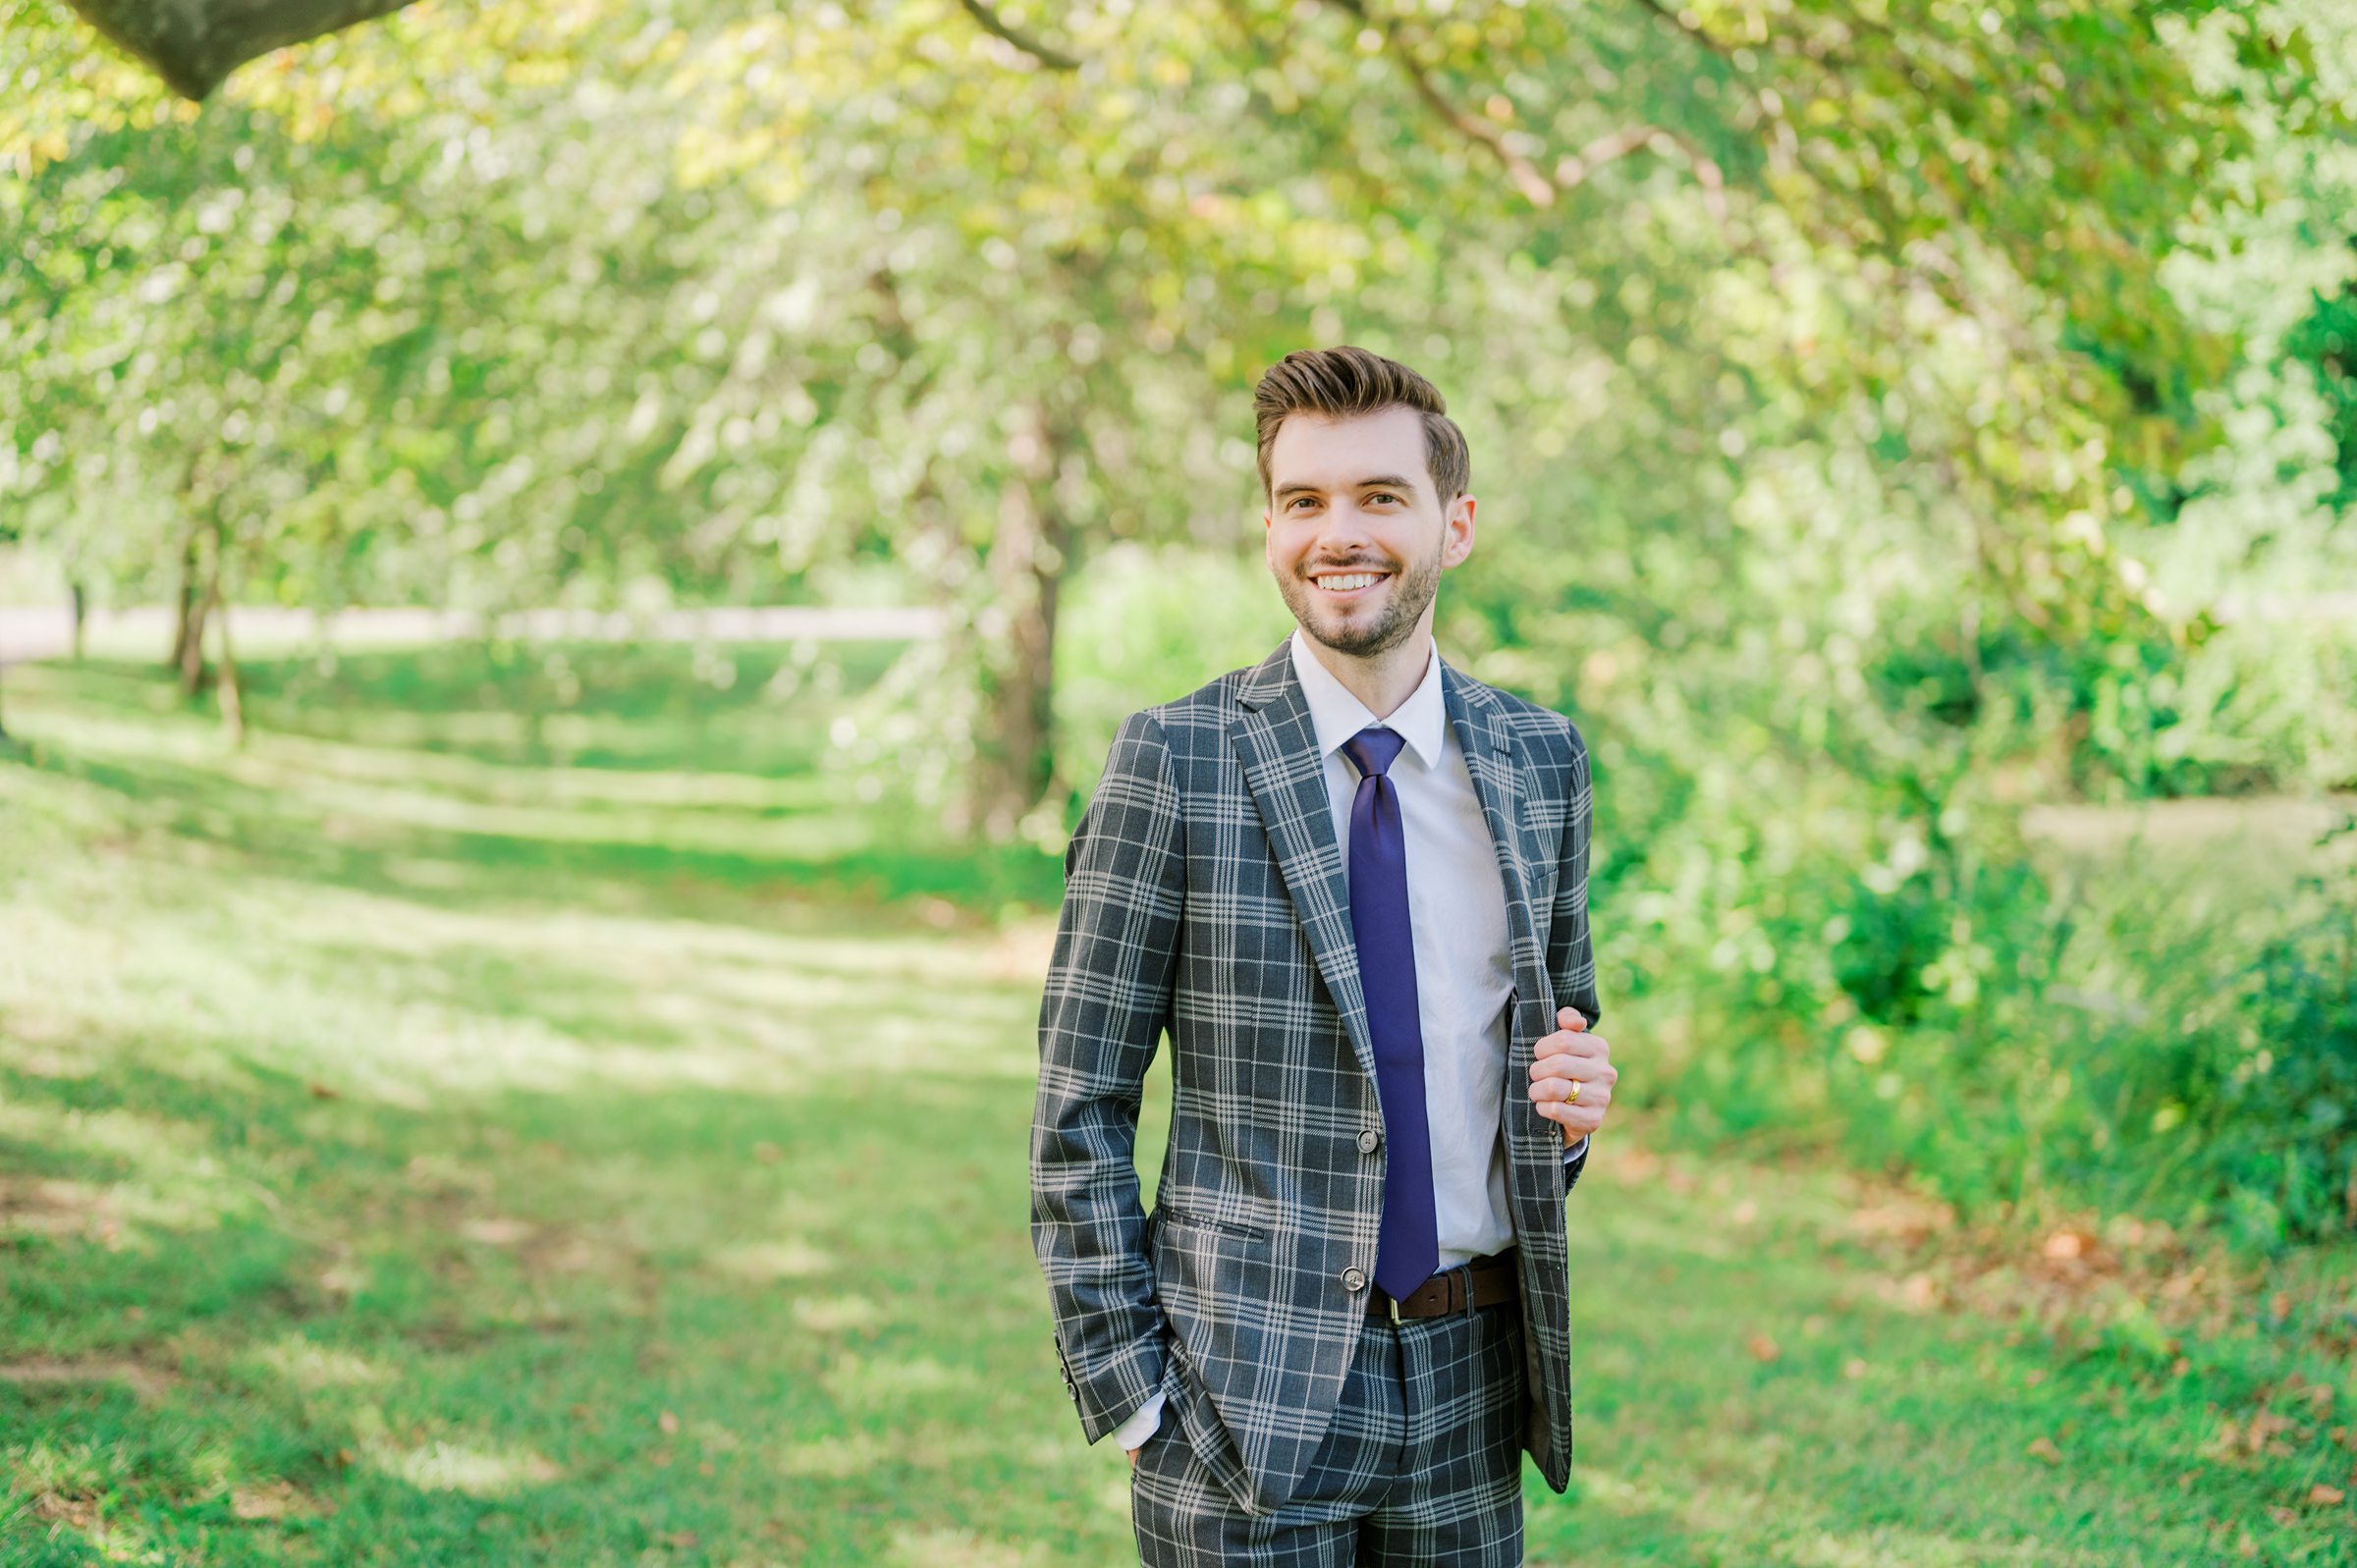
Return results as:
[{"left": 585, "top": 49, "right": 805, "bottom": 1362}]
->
[
  {"left": 1326, "top": 0, "right": 1731, "bottom": 229},
  {"left": 1555, "top": 124, "right": 1729, "bottom": 226},
  {"left": 1323, "top": 0, "right": 1555, "bottom": 206},
  {"left": 958, "top": 0, "right": 1080, "bottom": 71}
]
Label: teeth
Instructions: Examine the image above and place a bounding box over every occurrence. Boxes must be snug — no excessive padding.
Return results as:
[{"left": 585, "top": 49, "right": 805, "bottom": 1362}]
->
[{"left": 1315, "top": 573, "right": 1382, "bottom": 591}]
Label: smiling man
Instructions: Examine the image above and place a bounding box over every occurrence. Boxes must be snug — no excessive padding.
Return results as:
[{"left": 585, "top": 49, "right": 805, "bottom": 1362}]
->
[{"left": 1032, "top": 345, "right": 1617, "bottom": 1565}]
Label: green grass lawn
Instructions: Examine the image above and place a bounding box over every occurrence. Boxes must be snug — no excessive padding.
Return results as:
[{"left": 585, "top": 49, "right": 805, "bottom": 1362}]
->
[{"left": 1, "top": 648, "right": 2350, "bottom": 1566}]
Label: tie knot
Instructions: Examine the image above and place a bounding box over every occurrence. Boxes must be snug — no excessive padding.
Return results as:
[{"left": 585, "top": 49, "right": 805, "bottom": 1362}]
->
[{"left": 1342, "top": 726, "right": 1407, "bottom": 781}]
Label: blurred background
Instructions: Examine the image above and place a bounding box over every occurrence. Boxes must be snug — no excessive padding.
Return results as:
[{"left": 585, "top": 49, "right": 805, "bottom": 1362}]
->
[{"left": 3, "top": 0, "right": 2355, "bottom": 1561}]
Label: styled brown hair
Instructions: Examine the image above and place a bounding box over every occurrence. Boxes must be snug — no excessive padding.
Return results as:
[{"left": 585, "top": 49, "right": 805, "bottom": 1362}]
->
[{"left": 1253, "top": 346, "right": 1471, "bottom": 506}]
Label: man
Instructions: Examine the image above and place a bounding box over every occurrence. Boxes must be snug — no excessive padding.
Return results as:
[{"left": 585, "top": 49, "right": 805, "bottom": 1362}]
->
[{"left": 1031, "top": 346, "right": 1617, "bottom": 1564}]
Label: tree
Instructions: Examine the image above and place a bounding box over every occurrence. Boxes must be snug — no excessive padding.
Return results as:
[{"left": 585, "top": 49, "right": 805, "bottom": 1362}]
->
[
  {"left": 66, "top": 0, "right": 416, "bottom": 100},
  {"left": 5, "top": 0, "right": 2342, "bottom": 830}
]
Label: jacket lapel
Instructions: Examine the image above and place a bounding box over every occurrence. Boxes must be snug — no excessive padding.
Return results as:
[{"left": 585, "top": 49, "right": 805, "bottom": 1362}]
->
[
  {"left": 1231, "top": 638, "right": 1381, "bottom": 1087},
  {"left": 1443, "top": 666, "right": 1570, "bottom": 1215},
  {"left": 1441, "top": 667, "right": 1546, "bottom": 987}
]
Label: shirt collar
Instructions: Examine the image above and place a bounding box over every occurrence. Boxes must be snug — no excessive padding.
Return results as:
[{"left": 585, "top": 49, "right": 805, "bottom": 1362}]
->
[{"left": 1288, "top": 626, "right": 1448, "bottom": 772}]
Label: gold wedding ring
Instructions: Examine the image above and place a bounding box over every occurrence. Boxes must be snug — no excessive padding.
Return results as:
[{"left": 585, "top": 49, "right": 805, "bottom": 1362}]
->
[{"left": 1565, "top": 1079, "right": 1582, "bottom": 1105}]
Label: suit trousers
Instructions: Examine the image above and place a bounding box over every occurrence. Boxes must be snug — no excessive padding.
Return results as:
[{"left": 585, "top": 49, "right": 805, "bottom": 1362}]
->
[{"left": 1129, "top": 1298, "right": 1527, "bottom": 1566}]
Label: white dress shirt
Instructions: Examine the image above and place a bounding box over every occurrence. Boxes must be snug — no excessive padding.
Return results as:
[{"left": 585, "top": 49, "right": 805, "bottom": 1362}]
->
[{"left": 1111, "top": 628, "right": 1585, "bottom": 1453}]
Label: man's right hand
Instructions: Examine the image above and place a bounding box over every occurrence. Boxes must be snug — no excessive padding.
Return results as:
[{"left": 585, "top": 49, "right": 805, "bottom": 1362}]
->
[{"left": 1127, "top": 1445, "right": 1141, "bottom": 1468}]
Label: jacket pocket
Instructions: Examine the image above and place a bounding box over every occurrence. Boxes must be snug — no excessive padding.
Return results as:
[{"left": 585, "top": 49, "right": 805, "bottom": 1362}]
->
[{"left": 1153, "top": 1205, "right": 1268, "bottom": 1242}]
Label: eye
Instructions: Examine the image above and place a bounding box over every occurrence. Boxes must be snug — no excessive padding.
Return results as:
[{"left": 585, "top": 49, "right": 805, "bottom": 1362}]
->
[
  {"left": 1368, "top": 492, "right": 1401, "bottom": 505},
  {"left": 1287, "top": 497, "right": 1318, "bottom": 510}
]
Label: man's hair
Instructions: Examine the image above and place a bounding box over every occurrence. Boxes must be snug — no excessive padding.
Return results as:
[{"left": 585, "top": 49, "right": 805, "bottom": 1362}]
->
[{"left": 1252, "top": 346, "right": 1471, "bottom": 506}]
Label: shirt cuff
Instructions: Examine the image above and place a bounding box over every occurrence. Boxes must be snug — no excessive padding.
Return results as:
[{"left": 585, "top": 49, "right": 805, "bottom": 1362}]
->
[
  {"left": 1108, "top": 1389, "right": 1165, "bottom": 1452},
  {"left": 1562, "top": 1134, "right": 1590, "bottom": 1163}
]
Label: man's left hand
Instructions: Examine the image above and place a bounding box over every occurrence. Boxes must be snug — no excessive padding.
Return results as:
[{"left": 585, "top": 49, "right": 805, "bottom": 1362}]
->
[{"left": 1529, "top": 1006, "right": 1615, "bottom": 1139}]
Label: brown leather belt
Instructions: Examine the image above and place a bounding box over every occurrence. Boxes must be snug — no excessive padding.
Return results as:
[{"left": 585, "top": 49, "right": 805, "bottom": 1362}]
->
[{"left": 1367, "top": 1249, "right": 1518, "bottom": 1323}]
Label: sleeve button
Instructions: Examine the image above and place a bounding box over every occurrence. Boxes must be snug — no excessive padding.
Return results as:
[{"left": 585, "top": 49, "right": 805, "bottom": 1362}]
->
[{"left": 1341, "top": 1267, "right": 1366, "bottom": 1292}]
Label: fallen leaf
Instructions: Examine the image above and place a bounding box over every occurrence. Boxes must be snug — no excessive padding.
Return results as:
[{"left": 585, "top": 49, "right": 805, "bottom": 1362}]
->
[
  {"left": 1747, "top": 1333, "right": 1781, "bottom": 1363},
  {"left": 2027, "top": 1436, "right": 2062, "bottom": 1465},
  {"left": 666, "top": 1531, "right": 700, "bottom": 1550},
  {"left": 752, "top": 1142, "right": 784, "bottom": 1164},
  {"left": 659, "top": 1410, "right": 681, "bottom": 1435},
  {"left": 2311, "top": 1484, "right": 2346, "bottom": 1506},
  {"left": 306, "top": 1082, "right": 341, "bottom": 1100},
  {"left": 2268, "top": 1505, "right": 2298, "bottom": 1527},
  {"left": 1842, "top": 1358, "right": 1867, "bottom": 1379},
  {"left": 2246, "top": 1412, "right": 2294, "bottom": 1454}
]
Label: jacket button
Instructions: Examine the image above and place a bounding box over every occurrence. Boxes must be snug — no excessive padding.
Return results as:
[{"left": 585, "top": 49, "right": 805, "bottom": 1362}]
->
[
  {"left": 1357, "top": 1128, "right": 1380, "bottom": 1154},
  {"left": 1341, "top": 1267, "right": 1366, "bottom": 1292}
]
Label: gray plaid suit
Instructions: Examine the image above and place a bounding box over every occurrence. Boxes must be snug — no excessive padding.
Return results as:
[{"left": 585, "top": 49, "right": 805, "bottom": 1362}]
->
[{"left": 1031, "top": 633, "right": 1601, "bottom": 1521}]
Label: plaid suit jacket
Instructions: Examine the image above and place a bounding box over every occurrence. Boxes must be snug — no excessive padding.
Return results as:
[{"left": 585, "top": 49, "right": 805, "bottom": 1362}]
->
[{"left": 1030, "top": 633, "right": 1602, "bottom": 1517}]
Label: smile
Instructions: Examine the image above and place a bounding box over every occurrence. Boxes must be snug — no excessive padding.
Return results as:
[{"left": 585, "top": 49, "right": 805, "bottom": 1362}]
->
[{"left": 1310, "top": 571, "right": 1390, "bottom": 596}]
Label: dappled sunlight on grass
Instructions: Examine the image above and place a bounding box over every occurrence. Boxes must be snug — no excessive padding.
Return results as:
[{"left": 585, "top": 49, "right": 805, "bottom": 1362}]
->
[
  {"left": 0, "top": 1099, "right": 274, "bottom": 1240},
  {"left": 3, "top": 647, "right": 2349, "bottom": 1565},
  {"left": 774, "top": 1430, "right": 887, "bottom": 1479},
  {"left": 883, "top": 1526, "right": 1057, "bottom": 1568},
  {"left": 367, "top": 1438, "right": 563, "bottom": 1496},
  {"left": 250, "top": 1336, "right": 393, "bottom": 1393},
  {"left": 6, "top": 797, "right": 1040, "bottom": 1104},
  {"left": 702, "top": 1236, "right": 835, "bottom": 1282}
]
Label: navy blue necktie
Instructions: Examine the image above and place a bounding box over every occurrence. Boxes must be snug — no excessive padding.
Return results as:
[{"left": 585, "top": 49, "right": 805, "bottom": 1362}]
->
[{"left": 1342, "top": 726, "right": 1438, "bottom": 1301}]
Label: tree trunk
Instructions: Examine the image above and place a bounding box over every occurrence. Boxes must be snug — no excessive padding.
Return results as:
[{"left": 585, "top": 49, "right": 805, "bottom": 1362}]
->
[
  {"left": 70, "top": 582, "right": 86, "bottom": 662},
  {"left": 197, "top": 518, "right": 244, "bottom": 742},
  {"left": 971, "top": 400, "right": 1072, "bottom": 839},
  {"left": 170, "top": 516, "right": 211, "bottom": 694},
  {"left": 214, "top": 591, "right": 246, "bottom": 747},
  {"left": 177, "top": 593, "right": 213, "bottom": 697}
]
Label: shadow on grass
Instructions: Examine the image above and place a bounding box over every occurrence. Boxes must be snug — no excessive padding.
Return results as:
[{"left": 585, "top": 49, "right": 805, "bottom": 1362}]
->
[{"left": 10, "top": 652, "right": 1065, "bottom": 921}]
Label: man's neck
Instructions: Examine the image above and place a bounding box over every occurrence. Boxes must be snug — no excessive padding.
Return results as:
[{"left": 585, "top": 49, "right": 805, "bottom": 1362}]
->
[{"left": 1296, "top": 615, "right": 1437, "bottom": 721}]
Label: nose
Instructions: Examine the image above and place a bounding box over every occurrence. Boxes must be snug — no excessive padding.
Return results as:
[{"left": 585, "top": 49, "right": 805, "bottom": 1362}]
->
[{"left": 1312, "top": 504, "right": 1379, "bottom": 556}]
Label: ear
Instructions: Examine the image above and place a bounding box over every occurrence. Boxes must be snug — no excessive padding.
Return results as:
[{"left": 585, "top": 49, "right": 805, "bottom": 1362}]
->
[{"left": 1441, "top": 493, "right": 1476, "bottom": 568}]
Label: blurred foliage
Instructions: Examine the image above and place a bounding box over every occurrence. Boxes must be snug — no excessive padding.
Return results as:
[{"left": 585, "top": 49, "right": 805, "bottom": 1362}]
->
[{"left": 7, "top": 0, "right": 2357, "bottom": 1243}]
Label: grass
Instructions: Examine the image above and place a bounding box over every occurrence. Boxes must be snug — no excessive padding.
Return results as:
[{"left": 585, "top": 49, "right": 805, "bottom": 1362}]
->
[{"left": 0, "top": 645, "right": 2351, "bottom": 1566}]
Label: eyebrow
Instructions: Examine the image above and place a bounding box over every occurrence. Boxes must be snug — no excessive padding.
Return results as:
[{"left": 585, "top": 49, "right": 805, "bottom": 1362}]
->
[{"left": 1272, "top": 474, "right": 1421, "bottom": 502}]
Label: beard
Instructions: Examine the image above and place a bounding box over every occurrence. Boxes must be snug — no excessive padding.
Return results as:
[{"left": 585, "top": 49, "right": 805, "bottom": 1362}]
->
[{"left": 1276, "top": 531, "right": 1446, "bottom": 660}]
